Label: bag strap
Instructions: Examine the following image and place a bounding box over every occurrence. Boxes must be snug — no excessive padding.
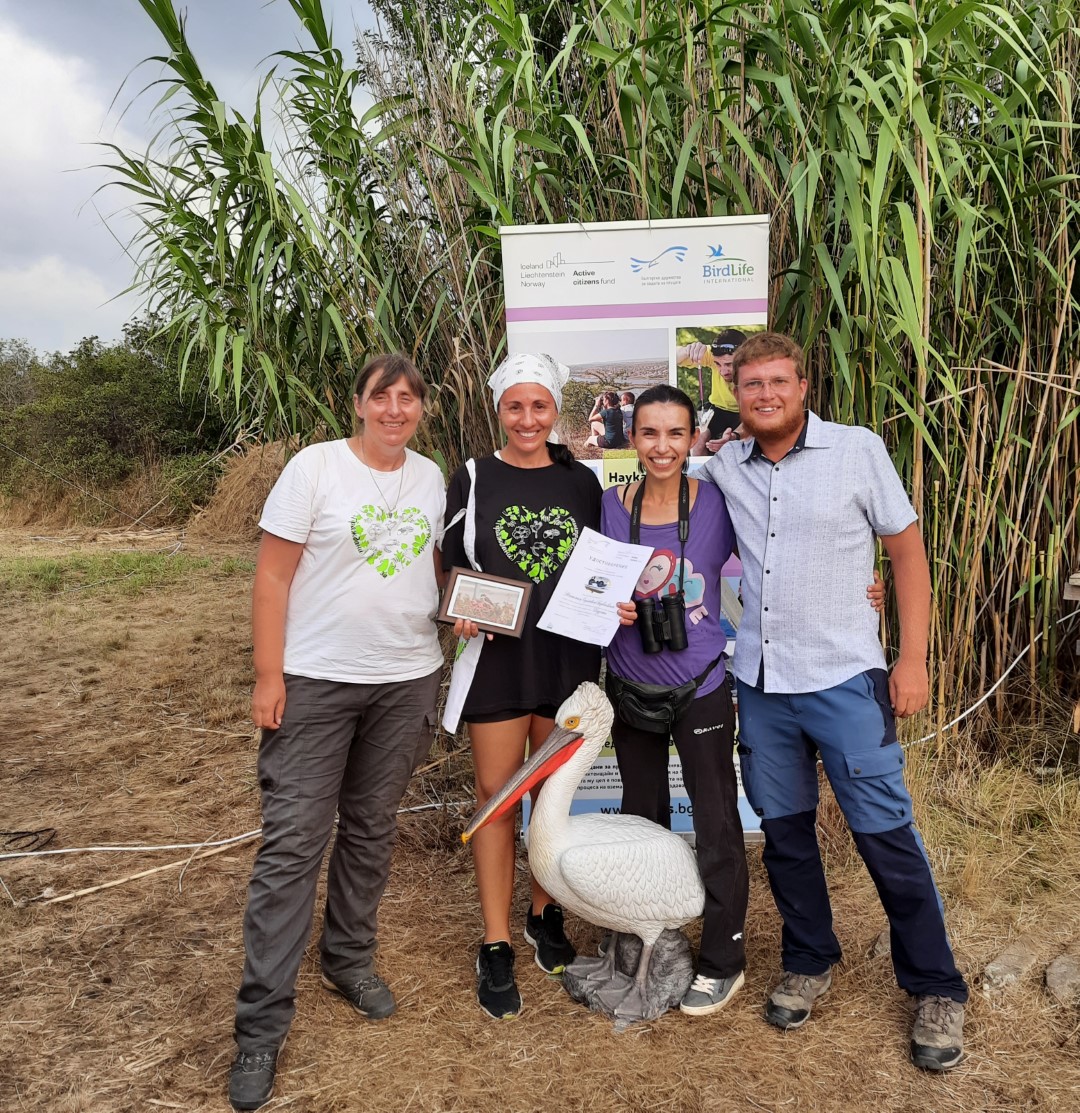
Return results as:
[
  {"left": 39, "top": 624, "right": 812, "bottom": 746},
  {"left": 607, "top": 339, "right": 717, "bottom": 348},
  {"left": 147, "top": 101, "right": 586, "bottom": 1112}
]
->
[
  {"left": 462, "top": 457, "right": 479, "bottom": 570},
  {"left": 693, "top": 653, "right": 725, "bottom": 687},
  {"left": 443, "top": 457, "right": 481, "bottom": 571}
]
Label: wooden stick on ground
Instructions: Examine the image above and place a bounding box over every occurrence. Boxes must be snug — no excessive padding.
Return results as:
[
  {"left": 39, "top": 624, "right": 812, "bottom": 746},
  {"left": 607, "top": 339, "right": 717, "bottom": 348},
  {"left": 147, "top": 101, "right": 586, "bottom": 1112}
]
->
[
  {"left": 414, "top": 745, "right": 470, "bottom": 776},
  {"left": 37, "top": 838, "right": 257, "bottom": 906}
]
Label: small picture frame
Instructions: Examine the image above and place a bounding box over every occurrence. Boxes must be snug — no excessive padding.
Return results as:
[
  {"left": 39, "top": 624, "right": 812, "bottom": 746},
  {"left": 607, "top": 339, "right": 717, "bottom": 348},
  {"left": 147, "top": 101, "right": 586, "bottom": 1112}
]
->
[{"left": 438, "top": 567, "right": 533, "bottom": 638}]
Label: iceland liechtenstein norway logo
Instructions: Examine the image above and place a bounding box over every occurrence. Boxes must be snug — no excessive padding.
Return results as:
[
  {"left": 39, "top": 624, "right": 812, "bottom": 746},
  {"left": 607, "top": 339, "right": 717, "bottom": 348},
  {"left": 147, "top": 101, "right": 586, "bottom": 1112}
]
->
[
  {"left": 703, "top": 243, "right": 755, "bottom": 282},
  {"left": 517, "top": 250, "right": 614, "bottom": 289},
  {"left": 629, "top": 245, "right": 688, "bottom": 273}
]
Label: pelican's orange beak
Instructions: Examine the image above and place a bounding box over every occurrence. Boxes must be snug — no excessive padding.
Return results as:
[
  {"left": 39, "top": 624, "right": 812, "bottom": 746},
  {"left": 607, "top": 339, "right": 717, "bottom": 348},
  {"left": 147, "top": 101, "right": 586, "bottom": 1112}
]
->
[{"left": 461, "top": 724, "right": 584, "bottom": 844}]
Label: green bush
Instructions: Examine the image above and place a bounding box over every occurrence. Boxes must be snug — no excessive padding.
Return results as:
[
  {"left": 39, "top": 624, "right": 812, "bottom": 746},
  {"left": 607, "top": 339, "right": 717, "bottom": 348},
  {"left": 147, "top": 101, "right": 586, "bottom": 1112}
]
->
[
  {"left": 560, "top": 380, "right": 600, "bottom": 427},
  {"left": 0, "top": 326, "right": 226, "bottom": 499},
  {"left": 161, "top": 452, "right": 227, "bottom": 517}
]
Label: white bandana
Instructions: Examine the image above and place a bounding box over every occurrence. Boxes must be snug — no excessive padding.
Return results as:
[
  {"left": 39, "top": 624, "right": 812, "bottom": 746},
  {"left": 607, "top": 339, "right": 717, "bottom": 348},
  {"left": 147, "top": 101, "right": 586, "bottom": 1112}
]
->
[{"left": 487, "top": 352, "right": 571, "bottom": 413}]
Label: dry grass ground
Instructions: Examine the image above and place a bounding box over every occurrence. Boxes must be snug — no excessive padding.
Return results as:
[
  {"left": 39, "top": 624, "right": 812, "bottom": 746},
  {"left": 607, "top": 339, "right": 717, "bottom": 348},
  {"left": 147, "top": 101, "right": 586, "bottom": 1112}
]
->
[{"left": 1, "top": 527, "right": 1078, "bottom": 1112}]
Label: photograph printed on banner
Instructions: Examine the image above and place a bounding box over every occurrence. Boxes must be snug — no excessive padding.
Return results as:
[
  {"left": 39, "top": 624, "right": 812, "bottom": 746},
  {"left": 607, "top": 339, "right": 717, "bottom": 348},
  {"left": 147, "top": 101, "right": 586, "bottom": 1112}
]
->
[
  {"left": 675, "top": 323, "right": 765, "bottom": 457},
  {"left": 509, "top": 327, "right": 668, "bottom": 461}
]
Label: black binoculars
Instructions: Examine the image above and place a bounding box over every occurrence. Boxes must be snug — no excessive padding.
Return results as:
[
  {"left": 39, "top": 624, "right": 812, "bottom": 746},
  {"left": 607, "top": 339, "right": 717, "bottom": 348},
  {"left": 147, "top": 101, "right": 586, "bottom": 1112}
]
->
[{"left": 637, "top": 593, "right": 689, "bottom": 654}]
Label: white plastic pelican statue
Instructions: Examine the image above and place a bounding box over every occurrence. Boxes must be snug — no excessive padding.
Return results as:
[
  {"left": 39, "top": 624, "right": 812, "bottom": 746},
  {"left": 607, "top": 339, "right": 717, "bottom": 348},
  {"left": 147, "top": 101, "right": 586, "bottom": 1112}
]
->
[{"left": 462, "top": 681, "right": 704, "bottom": 1021}]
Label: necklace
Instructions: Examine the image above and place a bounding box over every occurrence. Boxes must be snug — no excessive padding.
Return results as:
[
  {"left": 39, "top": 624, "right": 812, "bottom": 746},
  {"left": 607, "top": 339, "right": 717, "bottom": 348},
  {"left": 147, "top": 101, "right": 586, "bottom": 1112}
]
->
[{"left": 354, "top": 436, "right": 407, "bottom": 512}]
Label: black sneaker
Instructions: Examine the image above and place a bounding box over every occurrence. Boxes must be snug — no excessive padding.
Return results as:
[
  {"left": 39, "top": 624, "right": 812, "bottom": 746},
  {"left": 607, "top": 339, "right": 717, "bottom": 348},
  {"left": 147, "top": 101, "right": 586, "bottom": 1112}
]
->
[
  {"left": 320, "top": 970, "right": 396, "bottom": 1019},
  {"left": 476, "top": 940, "right": 522, "bottom": 1018},
  {"left": 228, "top": 1048, "right": 277, "bottom": 1111},
  {"left": 524, "top": 903, "right": 577, "bottom": 974}
]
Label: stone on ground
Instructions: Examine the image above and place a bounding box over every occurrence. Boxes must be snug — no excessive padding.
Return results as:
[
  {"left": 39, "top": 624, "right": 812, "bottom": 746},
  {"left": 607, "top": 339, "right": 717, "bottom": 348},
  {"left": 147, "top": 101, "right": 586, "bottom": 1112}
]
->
[
  {"left": 984, "top": 937, "right": 1039, "bottom": 990},
  {"left": 1045, "top": 954, "right": 1080, "bottom": 1005}
]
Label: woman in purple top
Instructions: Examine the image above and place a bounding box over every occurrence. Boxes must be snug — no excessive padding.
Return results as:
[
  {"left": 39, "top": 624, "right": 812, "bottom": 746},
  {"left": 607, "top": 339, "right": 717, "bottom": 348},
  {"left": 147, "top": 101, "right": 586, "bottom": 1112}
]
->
[{"left": 600, "top": 383, "right": 748, "bottom": 1017}]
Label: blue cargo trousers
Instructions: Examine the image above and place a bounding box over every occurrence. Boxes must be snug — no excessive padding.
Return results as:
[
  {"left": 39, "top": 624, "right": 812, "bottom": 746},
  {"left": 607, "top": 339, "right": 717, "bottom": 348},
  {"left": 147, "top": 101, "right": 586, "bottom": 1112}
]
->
[{"left": 736, "top": 670, "right": 967, "bottom": 1003}]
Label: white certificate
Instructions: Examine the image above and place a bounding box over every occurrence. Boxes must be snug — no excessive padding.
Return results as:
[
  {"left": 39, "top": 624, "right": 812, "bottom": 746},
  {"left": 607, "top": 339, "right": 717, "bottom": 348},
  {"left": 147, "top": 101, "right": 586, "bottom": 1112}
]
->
[{"left": 536, "top": 527, "right": 654, "bottom": 646}]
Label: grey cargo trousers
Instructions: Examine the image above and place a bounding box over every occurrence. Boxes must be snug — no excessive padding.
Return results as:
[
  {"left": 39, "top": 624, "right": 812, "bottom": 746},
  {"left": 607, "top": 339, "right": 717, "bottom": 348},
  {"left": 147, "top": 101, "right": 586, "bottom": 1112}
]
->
[{"left": 234, "top": 668, "right": 441, "bottom": 1050}]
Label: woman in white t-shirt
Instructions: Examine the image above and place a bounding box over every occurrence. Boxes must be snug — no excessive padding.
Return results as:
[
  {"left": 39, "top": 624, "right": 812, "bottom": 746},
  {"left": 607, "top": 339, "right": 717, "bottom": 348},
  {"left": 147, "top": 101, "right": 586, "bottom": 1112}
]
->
[{"left": 229, "top": 353, "right": 447, "bottom": 1111}]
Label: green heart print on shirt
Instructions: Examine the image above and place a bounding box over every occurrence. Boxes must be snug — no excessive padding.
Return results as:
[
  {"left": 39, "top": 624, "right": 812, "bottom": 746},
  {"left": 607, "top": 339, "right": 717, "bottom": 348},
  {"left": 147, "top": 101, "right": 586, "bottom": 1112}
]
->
[
  {"left": 350, "top": 505, "right": 431, "bottom": 578},
  {"left": 495, "top": 505, "right": 578, "bottom": 582}
]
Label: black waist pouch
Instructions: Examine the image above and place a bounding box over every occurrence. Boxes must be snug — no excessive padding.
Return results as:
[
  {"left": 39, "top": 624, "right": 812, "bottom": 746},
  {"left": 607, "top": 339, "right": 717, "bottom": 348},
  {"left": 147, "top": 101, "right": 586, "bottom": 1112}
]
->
[{"left": 605, "top": 656, "right": 723, "bottom": 735}]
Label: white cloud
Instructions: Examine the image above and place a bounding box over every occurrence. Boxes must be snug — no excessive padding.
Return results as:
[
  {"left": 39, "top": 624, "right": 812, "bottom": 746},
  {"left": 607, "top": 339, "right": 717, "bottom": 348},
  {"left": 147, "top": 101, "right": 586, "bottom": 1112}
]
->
[
  {"left": 2, "top": 30, "right": 107, "bottom": 161},
  {"left": 0, "top": 1, "right": 379, "bottom": 353},
  {"left": 0, "top": 22, "right": 143, "bottom": 214},
  {"left": 0, "top": 256, "right": 136, "bottom": 351},
  {"left": 0, "top": 20, "right": 143, "bottom": 351}
]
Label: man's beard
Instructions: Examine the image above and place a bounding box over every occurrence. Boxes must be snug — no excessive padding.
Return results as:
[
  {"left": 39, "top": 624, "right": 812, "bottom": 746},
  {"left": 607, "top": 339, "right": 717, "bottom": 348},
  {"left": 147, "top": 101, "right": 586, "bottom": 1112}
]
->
[{"left": 741, "top": 405, "right": 805, "bottom": 444}]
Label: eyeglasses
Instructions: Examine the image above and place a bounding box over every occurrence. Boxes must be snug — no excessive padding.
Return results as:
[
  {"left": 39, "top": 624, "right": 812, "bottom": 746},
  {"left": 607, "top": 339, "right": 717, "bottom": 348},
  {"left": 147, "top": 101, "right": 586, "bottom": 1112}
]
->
[{"left": 737, "top": 377, "right": 800, "bottom": 395}]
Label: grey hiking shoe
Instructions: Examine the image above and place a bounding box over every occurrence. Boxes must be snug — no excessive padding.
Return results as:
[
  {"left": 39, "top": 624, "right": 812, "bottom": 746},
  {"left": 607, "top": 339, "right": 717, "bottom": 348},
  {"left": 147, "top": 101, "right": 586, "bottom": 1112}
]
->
[
  {"left": 765, "top": 969, "right": 832, "bottom": 1029},
  {"left": 911, "top": 994, "right": 965, "bottom": 1070},
  {"left": 320, "top": 970, "right": 396, "bottom": 1019},
  {"left": 228, "top": 1048, "right": 277, "bottom": 1110},
  {"left": 680, "top": 970, "right": 745, "bottom": 1016}
]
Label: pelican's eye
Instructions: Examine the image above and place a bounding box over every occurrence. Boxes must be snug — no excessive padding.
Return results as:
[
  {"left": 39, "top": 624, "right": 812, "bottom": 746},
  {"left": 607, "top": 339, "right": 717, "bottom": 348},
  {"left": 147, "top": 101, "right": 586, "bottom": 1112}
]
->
[{"left": 563, "top": 715, "right": 581, "bottom": 730}]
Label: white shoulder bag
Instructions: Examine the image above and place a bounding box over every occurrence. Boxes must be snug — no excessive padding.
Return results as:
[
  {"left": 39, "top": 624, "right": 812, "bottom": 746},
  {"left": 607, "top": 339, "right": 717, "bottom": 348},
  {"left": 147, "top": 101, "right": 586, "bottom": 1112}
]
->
[{"left": 442, "top": 458, "right": 484, "bottom": 732}]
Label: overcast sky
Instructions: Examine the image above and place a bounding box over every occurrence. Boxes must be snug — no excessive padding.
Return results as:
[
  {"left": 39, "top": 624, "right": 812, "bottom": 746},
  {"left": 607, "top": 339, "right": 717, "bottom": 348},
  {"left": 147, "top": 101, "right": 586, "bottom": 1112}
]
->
[{"left": 0, "top": 0, "right": 376, "bottom": 355}]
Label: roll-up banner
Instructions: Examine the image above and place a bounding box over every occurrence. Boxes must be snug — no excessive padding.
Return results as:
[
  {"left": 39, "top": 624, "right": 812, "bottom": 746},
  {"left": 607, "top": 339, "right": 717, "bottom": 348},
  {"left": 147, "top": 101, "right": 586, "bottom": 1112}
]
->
[{"left": 501, "top": 216, "right": 769, "bottom": 838}]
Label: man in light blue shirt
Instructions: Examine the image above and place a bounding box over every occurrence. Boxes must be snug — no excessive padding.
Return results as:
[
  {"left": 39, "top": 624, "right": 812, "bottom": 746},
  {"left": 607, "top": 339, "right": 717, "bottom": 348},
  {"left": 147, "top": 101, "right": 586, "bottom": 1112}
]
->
[{"left": 704, "top": 332, "right": 968, "bottom": 1070}]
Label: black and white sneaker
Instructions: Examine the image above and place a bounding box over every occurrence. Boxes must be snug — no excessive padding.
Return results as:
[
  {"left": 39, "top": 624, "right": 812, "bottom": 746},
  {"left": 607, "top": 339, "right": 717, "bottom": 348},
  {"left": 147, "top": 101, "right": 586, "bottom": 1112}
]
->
[
  {"left": 524, "top": 903, "right": 576, "bottom": 974},
  {"left": 680, "top": 970, "right": 745, "bottom": 1016},
  {"left": 476, "top": 940, "right": 522, "bottom": 1019}
]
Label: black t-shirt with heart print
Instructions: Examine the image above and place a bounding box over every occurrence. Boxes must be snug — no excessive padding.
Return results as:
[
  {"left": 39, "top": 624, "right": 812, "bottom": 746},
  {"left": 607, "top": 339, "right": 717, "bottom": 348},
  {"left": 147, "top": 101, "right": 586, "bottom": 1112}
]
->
[{"left": 442, "top": 454, "right": 602, "bottom": 718}]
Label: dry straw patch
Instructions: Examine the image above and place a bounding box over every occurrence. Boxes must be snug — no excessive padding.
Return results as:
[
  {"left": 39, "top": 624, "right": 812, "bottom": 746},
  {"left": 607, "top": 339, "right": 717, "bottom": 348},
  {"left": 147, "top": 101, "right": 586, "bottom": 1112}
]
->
[
  {"left": 186, "top": 443, "right": 288, "bottom": 544},
  {"left": 0, "top": 465, "right": 178, "bottom": 531},
  {"left": 1, "top": 529, "right": 1079, "bottom": 1112}
]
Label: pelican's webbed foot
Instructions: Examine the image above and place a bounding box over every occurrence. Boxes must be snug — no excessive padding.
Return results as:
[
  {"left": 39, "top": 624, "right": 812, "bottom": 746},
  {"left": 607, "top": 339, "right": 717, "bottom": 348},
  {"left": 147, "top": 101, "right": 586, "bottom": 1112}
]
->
[
  {"left": 561, "top": 934, "right": 663, "bottom": 1022},
  {"left": 593, "top": 979, "right": 659, "bottom": 1023},
  {"left": 563, "top": 946, "right": 616, "bottom": 984},
  {"left": 562, "top": 929, "right": 695, "bottom": 1025}
]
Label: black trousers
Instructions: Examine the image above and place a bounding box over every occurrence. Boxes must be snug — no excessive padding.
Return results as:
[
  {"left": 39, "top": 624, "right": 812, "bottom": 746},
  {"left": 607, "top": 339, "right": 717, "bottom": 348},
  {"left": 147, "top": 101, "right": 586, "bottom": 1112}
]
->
[{"left": 611, "top": 680, "right": 748, "bottom": 978}]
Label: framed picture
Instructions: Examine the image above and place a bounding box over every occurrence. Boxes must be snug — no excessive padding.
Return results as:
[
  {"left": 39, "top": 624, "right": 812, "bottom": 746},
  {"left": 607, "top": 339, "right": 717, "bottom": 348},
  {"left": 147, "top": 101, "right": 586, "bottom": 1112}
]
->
[{"left": 438, "top": 567, "right": 533, "bottom": 638}]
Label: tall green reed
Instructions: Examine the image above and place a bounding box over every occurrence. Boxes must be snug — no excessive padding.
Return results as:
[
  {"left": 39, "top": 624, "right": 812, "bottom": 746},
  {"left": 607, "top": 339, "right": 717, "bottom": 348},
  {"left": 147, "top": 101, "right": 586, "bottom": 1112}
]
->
[{"left": 112, "top": 0, "right": 1079, "bottom": 720}]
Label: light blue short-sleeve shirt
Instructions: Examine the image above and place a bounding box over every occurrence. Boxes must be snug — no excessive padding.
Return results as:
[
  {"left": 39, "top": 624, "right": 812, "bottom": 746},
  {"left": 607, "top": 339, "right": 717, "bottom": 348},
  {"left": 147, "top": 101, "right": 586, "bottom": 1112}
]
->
[{"left": 703, "top": 411, "right": 917, "bottom": 694}]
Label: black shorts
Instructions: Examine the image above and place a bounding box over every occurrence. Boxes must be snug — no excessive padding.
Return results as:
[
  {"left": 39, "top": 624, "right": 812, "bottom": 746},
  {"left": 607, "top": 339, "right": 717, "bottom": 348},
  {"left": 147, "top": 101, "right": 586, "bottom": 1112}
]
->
[{"left": 465, "top": 703, "right": 559, "bottom": 725}]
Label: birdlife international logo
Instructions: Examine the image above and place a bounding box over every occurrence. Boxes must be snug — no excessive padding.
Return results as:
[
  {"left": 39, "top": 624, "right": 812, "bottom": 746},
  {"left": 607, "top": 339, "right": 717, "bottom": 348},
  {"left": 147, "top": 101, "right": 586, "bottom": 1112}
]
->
[
  {"left": 702, "top": 242, "right": 755, "bottom": 283},
  {"left": 630, "top": 245, "right": 688, "bottom": 273}
]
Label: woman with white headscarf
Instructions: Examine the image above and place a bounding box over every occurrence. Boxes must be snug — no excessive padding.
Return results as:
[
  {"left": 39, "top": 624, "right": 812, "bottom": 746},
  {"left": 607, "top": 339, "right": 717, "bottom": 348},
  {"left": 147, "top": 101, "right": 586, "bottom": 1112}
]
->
[{"left": 439, "top": 353, "right": 627, "bottom": 1019}]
